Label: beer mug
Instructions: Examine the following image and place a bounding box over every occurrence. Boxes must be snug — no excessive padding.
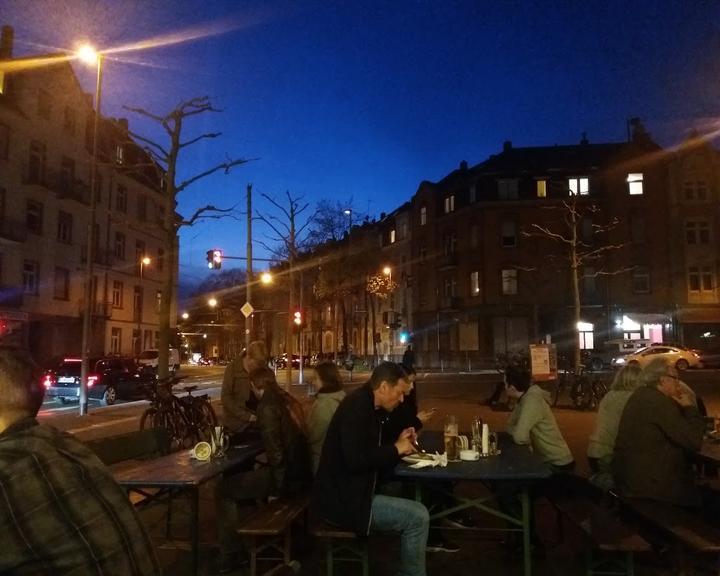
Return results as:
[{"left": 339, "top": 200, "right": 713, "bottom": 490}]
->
[
  {"left": 211, "top": 426, "right": 229, "bottom": 457},
  {"left": 191, "top": 441, "right": 212, "bottom": 461},
  {"left": 443, "top": 415, "right": 459, "bottom": 461}
]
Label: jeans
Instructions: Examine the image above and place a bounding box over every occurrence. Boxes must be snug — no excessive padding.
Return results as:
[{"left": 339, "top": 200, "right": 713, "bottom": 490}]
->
[{"left": 370, "top": 494, "right": 429, "bottom": 576}]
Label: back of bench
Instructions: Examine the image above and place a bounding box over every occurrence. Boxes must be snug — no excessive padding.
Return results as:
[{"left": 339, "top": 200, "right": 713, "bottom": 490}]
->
[{"left": 85, "top": 428, "right": 171, "bottom": 465}]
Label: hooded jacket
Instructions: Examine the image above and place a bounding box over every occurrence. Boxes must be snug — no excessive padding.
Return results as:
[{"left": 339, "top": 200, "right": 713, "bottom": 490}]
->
[{"left": 311, "top": 384, "right": 399, "bottom": 536}]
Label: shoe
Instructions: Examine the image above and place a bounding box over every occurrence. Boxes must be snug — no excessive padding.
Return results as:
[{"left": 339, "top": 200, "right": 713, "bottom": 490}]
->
[
  {"left": 426, "top": 535, "right": 460, "bottom": 553},
  {"left": 441, "top": 513, "right": 477, "bottom": 529}
]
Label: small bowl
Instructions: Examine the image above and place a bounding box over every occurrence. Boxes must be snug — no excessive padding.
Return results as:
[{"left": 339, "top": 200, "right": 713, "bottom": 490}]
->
[{"left": 459, "top": 449, "right": 480, "bottom": 461}]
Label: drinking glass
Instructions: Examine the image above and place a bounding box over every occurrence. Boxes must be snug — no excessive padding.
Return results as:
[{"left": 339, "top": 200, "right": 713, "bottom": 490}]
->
[{"left": 444, "top": 415, "right": 459, "bottom": 460}]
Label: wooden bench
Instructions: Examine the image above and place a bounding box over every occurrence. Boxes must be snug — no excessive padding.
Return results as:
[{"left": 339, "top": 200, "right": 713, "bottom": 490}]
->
[
  {"left": 620, "top": 496, "right": 720, "bottom": 573},
  {"left": 546, "top": 476, "right": 651, "bottom": 576},
  {"left": 310, "top": 520, "right": 369, "bottom": 576},
  {"left": 237, "top": 496, "right": 309, "bottom": 576}
]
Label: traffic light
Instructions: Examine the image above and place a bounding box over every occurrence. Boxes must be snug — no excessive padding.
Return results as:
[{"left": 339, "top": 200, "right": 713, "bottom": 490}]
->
[
  {"left": 293, "top": 309, "right": 302, "bottom": 326},
  {"left": 206, "top": 249, "right": 223, "bottom": 270}
]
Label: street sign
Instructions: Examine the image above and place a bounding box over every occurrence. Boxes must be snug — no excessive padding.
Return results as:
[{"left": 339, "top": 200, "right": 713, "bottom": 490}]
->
[{"left": 241, "top": 302, "right": 254, "bottom": 318}]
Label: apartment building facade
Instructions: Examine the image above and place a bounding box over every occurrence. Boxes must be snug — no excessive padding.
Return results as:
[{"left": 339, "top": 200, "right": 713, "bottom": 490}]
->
[{"left": 0, "top": 26, "right": 176, "bottom": 363}]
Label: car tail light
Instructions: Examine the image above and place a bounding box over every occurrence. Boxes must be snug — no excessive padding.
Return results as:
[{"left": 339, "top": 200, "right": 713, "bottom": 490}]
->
[
  {"left": 42, "top": 374, "right": 54, "bottom": 388},
  {"left": 87, "top": 375, "right": 98, "bottom": 387}
]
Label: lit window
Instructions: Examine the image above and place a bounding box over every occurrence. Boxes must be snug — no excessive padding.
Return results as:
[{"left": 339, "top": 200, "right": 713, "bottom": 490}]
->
[
  {"left": 501, "top": 268, "right": 517, "bottom": 295},
  {"left": 568, "top": 177, "right": 589, "bottom": 196},
  {"left": 420, "top": 206, "right": 427, "bottom": 226},
  {"left": 536, "top": 180, "right": 547, "bottom": 198},
  {"left": 470, "top": 271, "right": 480, "bottom": 296},
  {"left": 389, "top": 229, "right": 396, "bottom": 244},
  {"left": 627, "top": 173, "right": 644, "bottom": 195},
  {"left": 112, "top": 281, "right": 123, "bottom": 308},
  {"left": 577, "top": 322, "right": 594, "bottom": 350},
  {"left": 116, "top": 144, "right": 124, "bottom": 164},
  {"left": 444, "top": 195, "right": 455, "bottom": 214}
]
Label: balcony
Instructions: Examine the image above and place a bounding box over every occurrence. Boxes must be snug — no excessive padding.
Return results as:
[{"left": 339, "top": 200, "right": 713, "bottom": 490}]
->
[
  {"left": 439, "top": 296, "right": 462, "bottom": 310},
  {"left": 22, "top": 166, "right": 89, "bottom": 204},
  {"left": 0, "top": 218, "right": 27, "bottom": 242}
]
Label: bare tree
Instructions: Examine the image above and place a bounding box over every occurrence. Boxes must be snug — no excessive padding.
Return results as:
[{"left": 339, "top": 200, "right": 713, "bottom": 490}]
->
[
  {"left": 125, "top": 96, "right": 251, "bottom": 379},
  {"left": 524, "top": 192, "right": 627, "bottom": 373}
]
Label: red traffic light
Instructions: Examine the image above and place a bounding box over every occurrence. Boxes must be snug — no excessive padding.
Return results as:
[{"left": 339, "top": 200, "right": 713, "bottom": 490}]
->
[{"left": 293, "top": 309, "right": 302, "bottom": 325}]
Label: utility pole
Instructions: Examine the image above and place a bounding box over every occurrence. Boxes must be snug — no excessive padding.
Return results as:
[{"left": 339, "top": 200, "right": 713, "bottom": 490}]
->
[{"left": 246, "top": 183, "right": 253, "bottom": 350}]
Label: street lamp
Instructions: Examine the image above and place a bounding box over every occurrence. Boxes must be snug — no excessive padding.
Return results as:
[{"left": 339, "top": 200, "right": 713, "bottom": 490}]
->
[
  {"left": 181, "top": 312, "right": 189, "bottom": 320},
  {"left": 260, "top": 271, "right": 273, "bottom": 285},
  {"left": 136, "top": 256, "right": 151, "bottom": 353},
  {"left": 78, "top": 43, "right": 104, "bottom": 416}
]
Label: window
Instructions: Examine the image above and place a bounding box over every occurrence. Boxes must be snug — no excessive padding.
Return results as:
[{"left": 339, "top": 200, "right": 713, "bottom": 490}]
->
[
  {"left": 57, "top": 211, "right": 73, "bottom": 244},
  {"left": 26, "top": 200, "right": 43, "bottom": 234},
  {"left": 137, "top": 194, "right": 147, "bottom": 221},
  {"left": 627, "top": 173, "right": 644, "bottom": 195},
  {"left": 389, "top": 229, "right": 396, "bottom": 244},
  {"left": 686, "top": 220, "right": 710, "bottom": 245},
  {"left": 399, "top": 221, "right": 408, "bottom": 240},
  {"left": 134, "top": 286, "right": 143, "bottom": 322},
  {"left": 470, "top": 271, "right": 481, "bottom": 296},
  {"left": 112, "top": 281, "right": 123, "bottom": 308},
  {"left": 582, "top": 267, "right": 596, "bottom": 294},
  {"left": 58, "top": 156, "right": 75, "bottom": 196},
  {"left": 116, "top": 144, "right": 125, "bottom": 165},
  {"left": 22, "top": 260, "right": 39, "bottom": 294},
  {"left": 470, "top": 224, "right": 479, "bottom": 248},
  {"left": 110, "top": 328, "right": 122, "bottom": 354},
  {"left": 444, "top": 195, "right": 455, "bottom": 214},
  {"left": 684, "top": 180, "right": 709, "bottom": 201},
  {"left": 578, "top": 322, "right": 594, "bottom": 350},
  {"left": 469, "top": 184, "right": 477, "bottom": 203},
  {"left": 536, "top": 180, "right": 547, "bottom": 198},
  {"left": 116, "top": 185, "right": 127, "bottom": 212},
  {"left": 135, "top": 240, "right": 146, "bottom": 274},
  {"left": 0, "top": 123, "right": 8, "bottom": 160},
  {"left": 443, "top": 276, "right": 457, "bottom": 297},
  {"left": 63, "top": 106, "right": 76, "bottom": 134},
  {"left": 27, "top": 140, "right": 46, "bottom": 184},
  {"left": 630, "top": 214, "right": 646, "bottom": 244},
  {"left": 37, "top": 89, "right": 51, "bottom": 119},
  {"left": 501, "top": 268, "right": 518, "bottom": 295},
  {"left": 114, "top": 232, "right": 126, "bottom": 260},
  {"left": 156, "top": 290, "right": 162, "bottom": 313},
  {"left": 632, "top": 269, "right": 651, "bottom": 294},
  {"left": 444, "top": 232, "right": 457, "bottom": 256},
  {"left": 157, "top": 248, "right": 165, "bottom": 272},
  {"left": 420, "top": 206, "right": 427, "bottom": 226},
  {"left": 568, "top": 177, "right": 589, "bottom": 196},
  {"left": 688, "top": 266, "right": 714, "bottom": 293},
  {"left": 498, "top": 179, "right": 519, "bottom": 200},
  {"left": 500, "top": 220, "right": 516, "bottom": 248},
  {"left": 54, "top": 267, "right": 70, "bottom": 300}
]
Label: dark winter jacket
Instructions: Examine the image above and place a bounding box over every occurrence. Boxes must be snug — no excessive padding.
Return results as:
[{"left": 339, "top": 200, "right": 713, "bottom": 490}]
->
[
  {"left": 257, "top": 385, "right": 312, "bottom": 497},
  {"left": 612, "top": 386, "right": 705, "bottom": 507},
  {"left": 311, "top": 384, "right": 400, "bottom": 536}
]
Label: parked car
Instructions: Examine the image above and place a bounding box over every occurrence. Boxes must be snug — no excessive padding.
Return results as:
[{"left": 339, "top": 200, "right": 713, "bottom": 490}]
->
[
  {"left": 272, "top": 354, "right": 300, "bottom": 369},
  {"left": 137, "top": 348, "right": 181, "bottom": 372},
  {"left": 696, "top": 347, "right": 720, "bottom": 369},
  {"left": 42, "top": 357, "right": 155, "bottom": 405},
  {"left": 611, "top": 345, "right": 701, "bottom": 371},
  {"left": 583, "top": 339, "right": 651, "bottom": 371}
]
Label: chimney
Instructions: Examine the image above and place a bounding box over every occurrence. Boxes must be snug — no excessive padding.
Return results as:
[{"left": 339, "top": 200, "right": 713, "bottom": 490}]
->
[
  {"left": 0, "top": 26, "right": 13, "bottom": 59},
  {"left": 503, "top": 140, "right": 512, "bottom": 152},
  {"left": 459, "top": 160, "right": 468, "bottom": 171}
]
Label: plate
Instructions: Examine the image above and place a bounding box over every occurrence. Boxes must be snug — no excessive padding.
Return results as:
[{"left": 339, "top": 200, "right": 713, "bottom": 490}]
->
[{"left": 402, "top": 453, "right": 435, "bottom": 464}]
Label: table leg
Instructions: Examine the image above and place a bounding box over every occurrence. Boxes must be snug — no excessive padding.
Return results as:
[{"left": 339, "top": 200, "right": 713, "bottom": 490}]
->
[
  {"left": 521, "top": 487, "right": 531, "bottom": 576},
  {"left": 190, "top": 486, "right": 199, "bottom": 575}
]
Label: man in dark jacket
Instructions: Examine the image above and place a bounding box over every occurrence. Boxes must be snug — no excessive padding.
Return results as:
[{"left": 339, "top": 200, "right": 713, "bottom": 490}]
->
[
  {"left": 216, "top": 367, "right": 311, "bottom": 573},
  {"left": 613, "top": 358, "right": 705, "bottom": 507},
  {"left": 312, "top": 361, "right": 429, "bottom": 576},
  {"left": 221, "top": 340, "right": 267, "bottom": 442}
]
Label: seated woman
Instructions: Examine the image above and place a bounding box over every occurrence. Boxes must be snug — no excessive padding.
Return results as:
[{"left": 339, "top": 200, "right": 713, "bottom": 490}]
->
[
  {"left": 307, "top": 361, "right": 346, "bottom": 475},
  {"left": 586, "top": 364, "right": 643, "bottom": 487}
]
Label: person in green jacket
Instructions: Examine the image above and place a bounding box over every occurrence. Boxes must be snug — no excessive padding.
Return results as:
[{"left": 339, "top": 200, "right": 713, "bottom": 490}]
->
[
  {"left": 307, "top": 361, "right": 346, "bottom": 474},
  {"left": 612, "top": 358, "right": 705, "bottom": 507}
]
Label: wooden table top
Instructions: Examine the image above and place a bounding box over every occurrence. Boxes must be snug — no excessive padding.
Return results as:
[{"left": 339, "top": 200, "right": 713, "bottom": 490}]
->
[{"left": 113, "top": 442, "right": 263, "bottom": 488}]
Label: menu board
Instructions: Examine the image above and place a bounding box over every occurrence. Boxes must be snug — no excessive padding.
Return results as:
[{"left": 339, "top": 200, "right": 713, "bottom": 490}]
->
[{"left": 530, "top": 344, "right": 557, "bottom": 381}]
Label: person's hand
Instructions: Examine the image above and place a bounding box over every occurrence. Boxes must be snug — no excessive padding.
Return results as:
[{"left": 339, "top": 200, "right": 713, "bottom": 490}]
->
[
  {"left": 417, "top": 408, "right": 437, "bottom": 424},
  {"left": 394, "top": 427, "right": 417, "bottom": 456}
]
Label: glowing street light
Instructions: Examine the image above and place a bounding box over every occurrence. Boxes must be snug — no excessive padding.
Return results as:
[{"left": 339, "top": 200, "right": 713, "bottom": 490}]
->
[
  {"left": 260, "top": 271, "right": 273, "bottom": 285},
  {"left": 78, "top": 42, "right": 105, "bottom": 416},
  {"left": 181, "top": 312, "right": 189, "bottom": 320},
  {"left": 208, "top": 297, "right": 218, "bottom": 308}
]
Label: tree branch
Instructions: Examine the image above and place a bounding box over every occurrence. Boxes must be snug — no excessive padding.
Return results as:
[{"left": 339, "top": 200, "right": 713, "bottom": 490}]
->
[
  {"left": 179, "top": 132, "right": 222, "bottom": 150},
  {"left": 180, "top": 204, "right": 238, "bottom": 228},
  {"left": 176, "top": 158, "right": 255, "bottom": 193}
]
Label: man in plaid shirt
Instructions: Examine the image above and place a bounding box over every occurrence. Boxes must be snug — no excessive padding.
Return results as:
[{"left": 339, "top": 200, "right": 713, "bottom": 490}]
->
[{"left": 0, "top": 350, "right": 161, "bottom": 575}]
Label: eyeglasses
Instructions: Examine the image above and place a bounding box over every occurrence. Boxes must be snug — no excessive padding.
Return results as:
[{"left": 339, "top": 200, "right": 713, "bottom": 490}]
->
[{"left": 664, "top": 373, "right": 680, "bottom": 381}]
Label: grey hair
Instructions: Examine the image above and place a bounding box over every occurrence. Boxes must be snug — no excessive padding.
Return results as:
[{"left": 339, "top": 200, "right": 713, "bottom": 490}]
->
[
  {"left": 610, "top": 363, "right": 644, "bottom": 392},
  {"left": 0, "top": 349, "right": 43, "bottom": 416},
  {"left": 641, "top": 357, "right": 672, "bottom": 388}
]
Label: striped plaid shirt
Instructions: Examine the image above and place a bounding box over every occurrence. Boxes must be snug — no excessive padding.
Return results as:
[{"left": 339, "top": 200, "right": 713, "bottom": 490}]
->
[{"left": 0, "top": 418, "right": 161, "bottom": 575}]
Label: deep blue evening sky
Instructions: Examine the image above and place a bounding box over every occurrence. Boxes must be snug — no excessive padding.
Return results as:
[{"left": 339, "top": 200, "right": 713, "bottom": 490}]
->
[{"left": 3, "top": 0, "right": 720, "bottom": 284}]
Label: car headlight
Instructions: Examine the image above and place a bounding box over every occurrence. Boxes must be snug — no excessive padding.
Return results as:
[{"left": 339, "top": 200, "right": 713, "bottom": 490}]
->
[{"left": 614, "top": 357, "right": 626, "bottom": 365}]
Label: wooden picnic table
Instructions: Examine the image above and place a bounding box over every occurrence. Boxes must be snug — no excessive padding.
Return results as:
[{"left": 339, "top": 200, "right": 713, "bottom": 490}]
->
[
  {"left": 395, "top": 430, "right": 551, "bottom": 576},
  {"left": 113, "top": 440, "right": 264, "bottom": 575}
]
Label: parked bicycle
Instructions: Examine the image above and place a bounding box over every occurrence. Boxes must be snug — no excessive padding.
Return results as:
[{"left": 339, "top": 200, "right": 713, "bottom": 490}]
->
[
  {"left": 553, "top": 364, "right": 608, "bottom": 410},
  {"left": 140, "top": 377, "right": 217, "bottom": 450}
]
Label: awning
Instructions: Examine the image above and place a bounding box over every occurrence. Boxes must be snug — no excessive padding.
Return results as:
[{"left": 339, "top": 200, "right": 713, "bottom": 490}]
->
[
  {"left": 676, "top": 308, "right": 720, "bottom": 324},
  {"left": 625, "top": 313, "right": 671, "bottom": 325}
]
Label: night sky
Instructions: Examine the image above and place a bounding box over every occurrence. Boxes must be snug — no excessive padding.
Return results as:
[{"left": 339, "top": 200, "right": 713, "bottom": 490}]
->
[{"left": 2, "top": 0, "right": 720, "bottom": 285}]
